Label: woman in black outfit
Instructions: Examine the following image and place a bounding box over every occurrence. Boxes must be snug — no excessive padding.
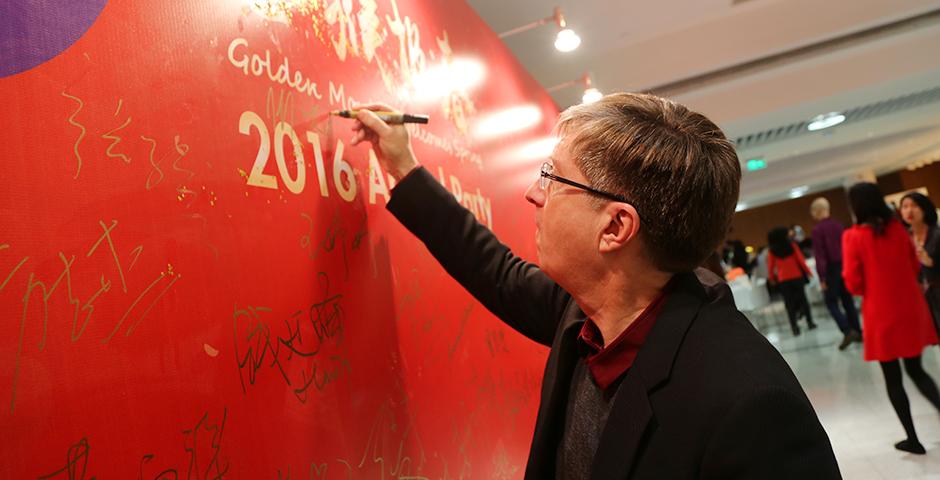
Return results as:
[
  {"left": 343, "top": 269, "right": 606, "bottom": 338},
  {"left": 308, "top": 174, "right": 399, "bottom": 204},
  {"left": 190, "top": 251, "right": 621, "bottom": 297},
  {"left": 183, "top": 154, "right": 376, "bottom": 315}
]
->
[{"left": 900, "top": 192, "right": 940, "bottom": 336}]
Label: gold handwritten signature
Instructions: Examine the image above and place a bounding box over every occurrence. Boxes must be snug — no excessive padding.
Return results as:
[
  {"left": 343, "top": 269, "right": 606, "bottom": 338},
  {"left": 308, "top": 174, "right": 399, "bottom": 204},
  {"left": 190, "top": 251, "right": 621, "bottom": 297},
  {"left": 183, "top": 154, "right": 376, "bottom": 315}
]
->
[{"left": 4, "top": 221, "right": 181, "bottom": 414}]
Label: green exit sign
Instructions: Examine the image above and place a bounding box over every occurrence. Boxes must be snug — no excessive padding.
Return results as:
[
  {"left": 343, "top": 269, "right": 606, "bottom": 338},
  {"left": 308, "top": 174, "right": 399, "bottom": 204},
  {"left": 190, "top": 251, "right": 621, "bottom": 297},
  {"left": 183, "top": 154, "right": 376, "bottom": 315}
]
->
[{"left": 746, "top": 158, "right": 767, "bottom": 171}]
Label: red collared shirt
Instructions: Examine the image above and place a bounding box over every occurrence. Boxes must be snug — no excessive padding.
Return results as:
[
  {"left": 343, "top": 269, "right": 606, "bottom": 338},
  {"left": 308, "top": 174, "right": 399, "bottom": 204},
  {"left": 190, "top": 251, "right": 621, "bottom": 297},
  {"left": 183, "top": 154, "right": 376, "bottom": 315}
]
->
[{"left": 578, "top": 290, "right": 669, "bottom": 390}]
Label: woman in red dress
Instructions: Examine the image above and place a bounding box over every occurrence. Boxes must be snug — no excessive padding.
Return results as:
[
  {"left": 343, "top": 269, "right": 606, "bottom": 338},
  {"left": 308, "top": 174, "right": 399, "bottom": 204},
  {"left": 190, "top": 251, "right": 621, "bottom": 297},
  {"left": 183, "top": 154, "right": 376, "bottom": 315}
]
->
[{"left": 843, "top": 183, "right": 940, "bottom": 454}]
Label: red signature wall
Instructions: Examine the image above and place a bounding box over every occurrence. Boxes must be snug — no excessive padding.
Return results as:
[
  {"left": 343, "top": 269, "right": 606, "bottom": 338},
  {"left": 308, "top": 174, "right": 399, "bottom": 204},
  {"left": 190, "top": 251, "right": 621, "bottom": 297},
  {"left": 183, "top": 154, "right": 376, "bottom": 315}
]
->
[{"left": 0, "top": 0, "right": 559, "bottom": 477}]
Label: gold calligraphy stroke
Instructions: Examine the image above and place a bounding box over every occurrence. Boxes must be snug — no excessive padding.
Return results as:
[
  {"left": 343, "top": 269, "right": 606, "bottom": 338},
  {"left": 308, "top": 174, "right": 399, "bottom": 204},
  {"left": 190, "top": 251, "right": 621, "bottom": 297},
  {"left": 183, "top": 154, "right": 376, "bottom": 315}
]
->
[
  {"left": 141, "top": 135, "right": 164, "bottom": 189},
  {"left": 60, "top": 91, "right": 87, "bottom": 179},
  {"left": 101, "top": 99, "right": 132, "bottom": 164},
  {"left": 170, "top": 135, "right": 194, "bottom": 180},
  {"left": 0, "top": 245, "right": 29, "bottom": 292},
  {"left": 86, "top": 220, "right": 128, "bottom": 293},
  {"left": 102, "top": 271, "right": 181, "bottom": 343}
]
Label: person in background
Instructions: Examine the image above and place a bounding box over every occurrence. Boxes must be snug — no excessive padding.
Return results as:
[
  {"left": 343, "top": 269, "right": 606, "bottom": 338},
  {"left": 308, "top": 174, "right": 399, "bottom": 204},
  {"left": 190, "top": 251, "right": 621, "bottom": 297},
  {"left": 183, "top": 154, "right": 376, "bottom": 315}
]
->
[
  {"left": 789, "top": 225, "right": 803, "bottom": 243},
  {"left": 726, "top": 239, "right": 750, "bottom": 274},
  {"left": 790, "top": 224, "right": 812, "bottom": 256},
  {"left": 900, "top": 192, "right": 940, "bottom": 336},
  {"left": 768, "top": 227, "right": 817, "bottom": 336},
  {"left": 809, "top": 197, "right": 862, "bottom": 350},
  {"left": 843, "top": 183, "right": 940, "bottom": 455},
  {"left": 752, "top": 246, "right": 769, "bottom": 281}
]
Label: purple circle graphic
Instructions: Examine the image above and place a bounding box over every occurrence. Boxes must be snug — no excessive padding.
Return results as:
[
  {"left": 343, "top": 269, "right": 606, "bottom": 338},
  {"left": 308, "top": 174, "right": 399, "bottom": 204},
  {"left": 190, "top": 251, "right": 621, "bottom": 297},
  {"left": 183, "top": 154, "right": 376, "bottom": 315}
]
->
[{"left": 0, "top": 0, "right": 108, "bottom": 78}]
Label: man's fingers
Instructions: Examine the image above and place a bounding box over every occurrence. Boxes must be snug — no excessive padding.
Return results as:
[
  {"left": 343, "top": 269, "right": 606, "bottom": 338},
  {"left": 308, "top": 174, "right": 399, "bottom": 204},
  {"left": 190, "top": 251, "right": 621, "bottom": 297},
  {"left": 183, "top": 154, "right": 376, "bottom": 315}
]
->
[
  {"left": 351, "top": 102, "right": 397, "bottom": 113},
  {"left": 351, "top": 102, "right": 399, "bottom": 136},
  {"left": 356, "top": 109, "right": 393, "bottom": 137},
  {"left": 350, "top": 129, "right": 374, "bottom": 146},
  {"left": 350, "top": 131, "right": 364, "bottom": 146}
]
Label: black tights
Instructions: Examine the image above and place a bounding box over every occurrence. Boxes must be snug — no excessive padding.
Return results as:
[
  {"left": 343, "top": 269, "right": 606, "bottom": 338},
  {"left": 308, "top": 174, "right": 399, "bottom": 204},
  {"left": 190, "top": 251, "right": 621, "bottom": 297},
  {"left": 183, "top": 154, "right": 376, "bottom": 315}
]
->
[
  {"left": 778, "top": 279, "right": 813, "bottom": 331},
  {"left": 879, "top": 356, "right": 940, "bottom": 442}
]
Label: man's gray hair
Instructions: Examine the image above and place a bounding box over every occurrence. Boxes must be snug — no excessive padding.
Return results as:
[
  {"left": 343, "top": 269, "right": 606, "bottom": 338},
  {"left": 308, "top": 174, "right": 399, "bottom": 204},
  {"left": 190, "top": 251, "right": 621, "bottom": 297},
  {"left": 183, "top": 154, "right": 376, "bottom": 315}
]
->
[{"left": 810, "top": 197, "right": 830, "bottom": 216}]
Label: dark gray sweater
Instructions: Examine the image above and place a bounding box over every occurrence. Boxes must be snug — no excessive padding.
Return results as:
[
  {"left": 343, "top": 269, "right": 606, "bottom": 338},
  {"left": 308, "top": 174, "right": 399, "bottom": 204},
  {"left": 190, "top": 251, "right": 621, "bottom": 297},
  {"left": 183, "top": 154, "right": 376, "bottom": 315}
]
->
[{"left": 556, "top": 360, "right": 623, "bottom": 479}]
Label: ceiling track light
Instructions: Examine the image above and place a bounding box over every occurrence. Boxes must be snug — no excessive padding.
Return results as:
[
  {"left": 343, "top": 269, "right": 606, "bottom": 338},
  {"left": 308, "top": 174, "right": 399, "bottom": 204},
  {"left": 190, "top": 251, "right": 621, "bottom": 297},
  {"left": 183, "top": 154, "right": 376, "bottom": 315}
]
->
[
  {"left": 547, "top": 73, "right": 603, "bottom": 104},
  {"left": 789, "top": 185, "right": 810, "bottom": 199},
  {"left": 498, "top": 7, "right": 581, "bottom": 52},
  {"left": 807, "top": 112, "right": 845, "bottom": 131}
]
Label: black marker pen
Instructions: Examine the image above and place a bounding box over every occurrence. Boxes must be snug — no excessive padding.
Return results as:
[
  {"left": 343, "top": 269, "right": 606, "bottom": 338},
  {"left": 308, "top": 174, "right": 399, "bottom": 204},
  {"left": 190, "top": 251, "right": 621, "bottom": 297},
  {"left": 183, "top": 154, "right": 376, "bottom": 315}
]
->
[{"left": 331, "top": 110, "right": 429, "bottom": 124}]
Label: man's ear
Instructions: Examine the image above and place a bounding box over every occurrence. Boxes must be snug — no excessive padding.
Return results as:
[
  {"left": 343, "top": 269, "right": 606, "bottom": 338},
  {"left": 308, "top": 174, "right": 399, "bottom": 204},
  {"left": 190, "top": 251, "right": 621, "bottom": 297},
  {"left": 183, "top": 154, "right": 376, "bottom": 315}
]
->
[{"left": 599, "top": 203, "right": 641, "bottom": 253}]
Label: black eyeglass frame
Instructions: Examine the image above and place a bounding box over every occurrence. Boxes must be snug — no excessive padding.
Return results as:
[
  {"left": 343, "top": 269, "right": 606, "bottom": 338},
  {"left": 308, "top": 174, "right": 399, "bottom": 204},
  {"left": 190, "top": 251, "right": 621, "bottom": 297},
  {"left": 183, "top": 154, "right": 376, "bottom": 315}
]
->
[
  {"left": 538, "top": 162, "right": 625, "bottom": 202},
  {"left": 538, "top": 162, "right": 648, "bottom": 224}
]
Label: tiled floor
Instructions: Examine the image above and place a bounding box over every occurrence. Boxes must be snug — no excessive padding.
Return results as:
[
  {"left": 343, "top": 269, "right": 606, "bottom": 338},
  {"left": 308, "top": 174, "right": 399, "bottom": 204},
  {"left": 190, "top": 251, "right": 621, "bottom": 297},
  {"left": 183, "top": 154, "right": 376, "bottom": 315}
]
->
[{"left": 751, "top": 302, "right": 940, "bottom": 479}]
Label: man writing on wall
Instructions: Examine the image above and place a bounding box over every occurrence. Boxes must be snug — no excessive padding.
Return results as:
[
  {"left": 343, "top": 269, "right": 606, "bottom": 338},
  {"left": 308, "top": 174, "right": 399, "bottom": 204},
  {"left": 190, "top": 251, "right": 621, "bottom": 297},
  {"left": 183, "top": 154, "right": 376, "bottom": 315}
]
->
[{"left": 350, "top": 93, "right": 841, "bottom": 479}]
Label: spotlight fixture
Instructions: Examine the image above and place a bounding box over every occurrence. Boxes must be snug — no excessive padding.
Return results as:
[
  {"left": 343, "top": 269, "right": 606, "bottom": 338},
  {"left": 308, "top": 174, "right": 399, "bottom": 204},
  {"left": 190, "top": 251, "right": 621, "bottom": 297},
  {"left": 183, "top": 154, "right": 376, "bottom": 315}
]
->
[
  {"left": 498, "top": 7, "right": 581, "bottom": 53},
  {"left": 554, "top": 28, "right": 581, "bottom": 52},
  {"left": 581, "top": 87, "right": 603, "bottom": 104},
  {"left": 547, "top": 73, "right": 602, "bottom": 105}
]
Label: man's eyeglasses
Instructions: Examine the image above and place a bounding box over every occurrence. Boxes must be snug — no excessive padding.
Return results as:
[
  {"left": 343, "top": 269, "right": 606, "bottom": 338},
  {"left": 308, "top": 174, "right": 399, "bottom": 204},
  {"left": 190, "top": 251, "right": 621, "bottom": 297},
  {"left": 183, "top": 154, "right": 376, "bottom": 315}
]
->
[
  {"left": 538, "top": 162, "right": 648, "bottom": 225},
  {"left": 539, "top": 162, "right": 628, "bottom": 203}
]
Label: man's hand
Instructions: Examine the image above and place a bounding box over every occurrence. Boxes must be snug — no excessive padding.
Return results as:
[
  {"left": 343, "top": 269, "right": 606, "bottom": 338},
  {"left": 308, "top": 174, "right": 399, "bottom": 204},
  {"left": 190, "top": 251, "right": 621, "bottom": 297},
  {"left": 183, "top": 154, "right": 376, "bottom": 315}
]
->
[
  {"left": 349, "top": 103, "right": 419, "bottom": 181},
  {"left": 820, "top": 281, "right": 827, "bottom": 292}
]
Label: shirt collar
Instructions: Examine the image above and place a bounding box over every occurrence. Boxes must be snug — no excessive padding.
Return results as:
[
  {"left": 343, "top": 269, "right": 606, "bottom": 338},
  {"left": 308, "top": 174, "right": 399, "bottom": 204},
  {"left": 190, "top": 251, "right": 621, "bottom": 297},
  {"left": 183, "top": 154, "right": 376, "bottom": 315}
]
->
[{"left": 577, "top": 286, "right": 670, "bottom": 390}]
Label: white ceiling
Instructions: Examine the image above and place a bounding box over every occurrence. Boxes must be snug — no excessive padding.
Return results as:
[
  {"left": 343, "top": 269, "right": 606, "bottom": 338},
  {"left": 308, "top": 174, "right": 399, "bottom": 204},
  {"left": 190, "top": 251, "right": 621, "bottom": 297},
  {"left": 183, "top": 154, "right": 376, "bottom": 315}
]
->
[{"left": 467, "top": 0, "right": 940, "bottom": 209}]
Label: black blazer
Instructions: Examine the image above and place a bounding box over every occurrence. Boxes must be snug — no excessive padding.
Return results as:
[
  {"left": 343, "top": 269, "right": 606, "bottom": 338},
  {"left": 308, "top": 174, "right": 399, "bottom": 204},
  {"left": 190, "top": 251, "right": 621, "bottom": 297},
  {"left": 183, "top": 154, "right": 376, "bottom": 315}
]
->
[{"left": 388, "top": 168, "right": 841, "bottom": 479}]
